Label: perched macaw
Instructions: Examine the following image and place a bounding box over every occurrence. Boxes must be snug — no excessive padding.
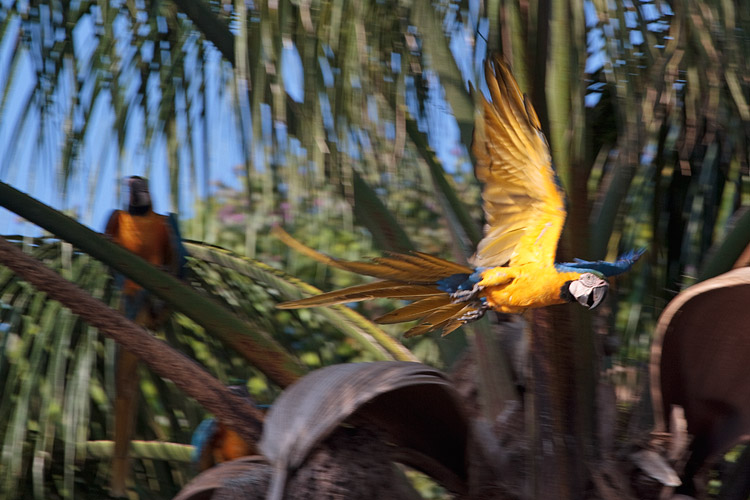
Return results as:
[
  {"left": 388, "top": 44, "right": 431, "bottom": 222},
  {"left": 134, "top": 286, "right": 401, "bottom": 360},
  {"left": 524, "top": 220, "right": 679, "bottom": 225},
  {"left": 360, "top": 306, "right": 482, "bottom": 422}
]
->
[
  {"left": 277, "top": 56, "right": 643, "bottom": 337},
  {"left": 104, "top": 176, "right": 184, "bottom": 496}
]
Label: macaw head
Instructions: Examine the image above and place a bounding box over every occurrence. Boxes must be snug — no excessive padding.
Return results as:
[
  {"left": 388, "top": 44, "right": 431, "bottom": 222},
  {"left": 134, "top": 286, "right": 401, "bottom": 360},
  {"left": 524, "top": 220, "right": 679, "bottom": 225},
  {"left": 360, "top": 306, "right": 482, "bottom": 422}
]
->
[
  {"left": 567, "top": 272, "right": 608, "bottom": 309},
  {"left": 127, "top": 176, "right": 152, "bottom": 213}
]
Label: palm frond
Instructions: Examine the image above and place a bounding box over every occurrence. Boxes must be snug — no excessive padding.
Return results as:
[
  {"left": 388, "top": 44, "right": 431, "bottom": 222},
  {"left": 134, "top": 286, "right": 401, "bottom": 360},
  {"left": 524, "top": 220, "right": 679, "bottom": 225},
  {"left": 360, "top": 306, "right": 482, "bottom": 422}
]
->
[{"left": 184, "top": 241, "right": 418, "bottom": 363}]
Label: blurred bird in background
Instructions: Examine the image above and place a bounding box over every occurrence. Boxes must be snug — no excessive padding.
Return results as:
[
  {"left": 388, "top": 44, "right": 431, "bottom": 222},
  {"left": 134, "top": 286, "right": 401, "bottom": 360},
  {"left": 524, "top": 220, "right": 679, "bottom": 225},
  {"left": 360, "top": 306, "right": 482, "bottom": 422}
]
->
[
  {"left": 191, "top": 419, "right": 256, "bottom": 471},
  {"left": 278, "top": 56, "right": 643, "bottom": 336},
  {"left": 104, "top": 176, "right": 184, "bottom": 496},
  {"left": 190, "top": 386, "right": 259, "bottom": 472}
]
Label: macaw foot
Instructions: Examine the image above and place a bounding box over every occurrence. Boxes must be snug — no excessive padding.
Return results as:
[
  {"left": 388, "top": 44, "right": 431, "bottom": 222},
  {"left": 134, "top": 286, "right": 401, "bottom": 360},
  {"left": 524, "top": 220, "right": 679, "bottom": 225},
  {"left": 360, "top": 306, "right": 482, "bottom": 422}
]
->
[
  {"left": 457, "top": 305, "right": 486, "bottom": 322},
  {"left": 449, "top": 291, "right": 489, "bottom": 330},
  {"left": 438, "top": 271, "right": 488, "bottom": 324},
  {"left": 449, "top": 284, "right": 484, "bottom": 303}
]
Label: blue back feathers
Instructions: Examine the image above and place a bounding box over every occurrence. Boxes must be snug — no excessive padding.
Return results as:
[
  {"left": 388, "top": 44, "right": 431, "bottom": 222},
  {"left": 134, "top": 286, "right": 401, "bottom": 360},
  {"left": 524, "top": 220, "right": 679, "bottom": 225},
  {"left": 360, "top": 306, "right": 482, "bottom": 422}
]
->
[
  {"left": 555, "top": 248, "right": 645, "bottom": 277},
  {"left": 437, "top": 269, "right": 485, "bottom": 293},
  {"left": 438, "top": 249, "right": 643, "bottom": 291},
  {"left": 167, "top": 213, "right": 188, "bottom": 279}
]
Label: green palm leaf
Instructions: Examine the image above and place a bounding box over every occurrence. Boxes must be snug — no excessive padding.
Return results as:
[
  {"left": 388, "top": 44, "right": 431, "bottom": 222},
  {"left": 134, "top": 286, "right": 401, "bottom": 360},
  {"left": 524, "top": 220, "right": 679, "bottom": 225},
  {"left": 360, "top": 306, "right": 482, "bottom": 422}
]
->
[{"left": 184, "top": 241, "right": 418, "bottom": 363}]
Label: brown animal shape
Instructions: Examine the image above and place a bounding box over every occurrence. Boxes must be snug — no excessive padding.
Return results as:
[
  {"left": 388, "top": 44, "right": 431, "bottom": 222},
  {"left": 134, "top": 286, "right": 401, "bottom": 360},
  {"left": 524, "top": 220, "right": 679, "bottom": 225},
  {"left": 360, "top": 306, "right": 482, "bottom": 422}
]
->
[{"left": 651, "top": 268, "right": 750, "bottom": 495}]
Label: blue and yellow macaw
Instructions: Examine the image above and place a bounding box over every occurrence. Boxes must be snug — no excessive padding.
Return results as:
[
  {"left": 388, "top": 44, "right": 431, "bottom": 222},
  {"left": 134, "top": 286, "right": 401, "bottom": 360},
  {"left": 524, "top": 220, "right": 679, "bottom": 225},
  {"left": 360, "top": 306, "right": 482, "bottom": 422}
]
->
[
  {"left": 191, "top": 418, "right": 256, "bottom": 471},
  {"left": 104, "top": 176, "right": 184, "bottom": 496},
  {"left": 190, "top": 387, "right": 260, "bottom": 471},
  {"left": 277, "top": 56, "right": 643, "bottom": 337}
]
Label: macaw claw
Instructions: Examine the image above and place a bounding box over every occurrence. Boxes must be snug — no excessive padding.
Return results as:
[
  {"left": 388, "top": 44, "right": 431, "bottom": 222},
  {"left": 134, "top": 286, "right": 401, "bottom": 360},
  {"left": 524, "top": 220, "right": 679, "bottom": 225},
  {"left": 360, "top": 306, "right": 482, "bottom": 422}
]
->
[{"left": 449, "top": 284, "right": 484, "bottom": 303}]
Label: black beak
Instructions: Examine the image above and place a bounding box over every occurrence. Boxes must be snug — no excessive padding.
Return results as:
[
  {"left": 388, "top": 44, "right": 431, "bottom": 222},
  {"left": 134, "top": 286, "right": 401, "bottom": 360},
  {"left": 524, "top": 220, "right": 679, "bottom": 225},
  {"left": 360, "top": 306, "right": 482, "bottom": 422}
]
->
[{"left": 587, "top": 284, "right": 608, "bottom": 309}]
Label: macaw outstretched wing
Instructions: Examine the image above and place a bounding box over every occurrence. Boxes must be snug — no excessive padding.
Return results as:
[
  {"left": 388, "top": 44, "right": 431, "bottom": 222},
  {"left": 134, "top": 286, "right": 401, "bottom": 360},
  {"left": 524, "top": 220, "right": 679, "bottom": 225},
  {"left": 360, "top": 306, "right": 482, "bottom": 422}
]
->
[
  {"left": 472, "top": 56, "right": 566, "bottom": 269},
  {"left": 556, "top": 248, "right": 646, "bottom": 277}
]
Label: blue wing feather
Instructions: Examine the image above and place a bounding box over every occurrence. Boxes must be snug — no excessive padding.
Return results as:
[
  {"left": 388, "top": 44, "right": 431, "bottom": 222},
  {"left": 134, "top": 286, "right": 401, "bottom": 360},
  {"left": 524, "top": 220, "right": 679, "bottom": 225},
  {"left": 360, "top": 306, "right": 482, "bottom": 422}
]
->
[
  {"left": 190, "top": 418, "right": 217, "bottom": 464},
  {"left": 555, "top": 248, "right": 645, "bottom": 277},
  {"left": 436, "top": 269, "right": 486, "bottom": 293},
  {"left": 168, "top": 213, "right": 188, "bottom": 279}
]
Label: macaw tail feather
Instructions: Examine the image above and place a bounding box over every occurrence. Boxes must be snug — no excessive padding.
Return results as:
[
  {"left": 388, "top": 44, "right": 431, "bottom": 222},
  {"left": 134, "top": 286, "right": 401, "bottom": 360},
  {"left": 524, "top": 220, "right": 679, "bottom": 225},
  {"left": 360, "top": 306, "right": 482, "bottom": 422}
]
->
[
  {"left": 277, "top": 281, "right": 444, "bottom": 308},
  {"left": 400, "top": 302, "right": 479, "bottom": 337},
  {"left": 375, "top": 295, "right": 453, "bottom": 323},
  {"left": 274, "top": 228, "right": 484, "bottom": 337},
  {"left": 111, "top": 349, "right": 140, "bottom": 496}
]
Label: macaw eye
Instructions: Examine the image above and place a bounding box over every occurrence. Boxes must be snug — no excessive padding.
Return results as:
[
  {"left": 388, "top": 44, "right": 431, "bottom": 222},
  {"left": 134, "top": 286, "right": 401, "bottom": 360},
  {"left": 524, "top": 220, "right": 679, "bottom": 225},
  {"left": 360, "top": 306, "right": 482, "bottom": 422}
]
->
[{"left": 578, "top": 273, "right": 603, "bottom": 287}]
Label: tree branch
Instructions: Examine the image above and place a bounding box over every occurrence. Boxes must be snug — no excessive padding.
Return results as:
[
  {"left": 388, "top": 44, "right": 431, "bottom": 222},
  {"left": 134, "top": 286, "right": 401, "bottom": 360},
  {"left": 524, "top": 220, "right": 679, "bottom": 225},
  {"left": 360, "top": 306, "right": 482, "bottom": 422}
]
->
[{"left": 171, "top": 0, "right": 235, "bottom": 63}]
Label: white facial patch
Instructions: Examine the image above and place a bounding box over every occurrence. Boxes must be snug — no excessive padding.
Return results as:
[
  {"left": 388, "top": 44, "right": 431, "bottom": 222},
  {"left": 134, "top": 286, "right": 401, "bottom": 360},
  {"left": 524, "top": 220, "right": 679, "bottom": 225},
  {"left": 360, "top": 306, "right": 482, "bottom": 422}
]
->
[{"left": 569, "top": 273, "right": 609, "bottom": 308}]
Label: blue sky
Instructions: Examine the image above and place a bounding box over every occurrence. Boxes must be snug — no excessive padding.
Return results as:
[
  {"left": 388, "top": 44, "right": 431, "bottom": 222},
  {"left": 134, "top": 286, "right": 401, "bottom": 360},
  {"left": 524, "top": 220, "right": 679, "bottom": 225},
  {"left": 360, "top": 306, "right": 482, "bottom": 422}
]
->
[
  {"left": 0, "top": 5, "right": 471, "bottom": 239},
  {"left": 0, "top": 10, "right": 245, "bottom": 235}
]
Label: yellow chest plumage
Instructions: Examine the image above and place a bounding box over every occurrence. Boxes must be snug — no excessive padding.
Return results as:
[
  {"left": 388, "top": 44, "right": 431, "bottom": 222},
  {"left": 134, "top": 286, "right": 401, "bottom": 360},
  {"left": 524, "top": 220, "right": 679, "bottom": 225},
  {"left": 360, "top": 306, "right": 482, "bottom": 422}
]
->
[
  {"left": 479, "top": 264, "right": 581, "bottom": 314},
  {"left": 106, "top": 210, "right": 173, "bottom": 295}
]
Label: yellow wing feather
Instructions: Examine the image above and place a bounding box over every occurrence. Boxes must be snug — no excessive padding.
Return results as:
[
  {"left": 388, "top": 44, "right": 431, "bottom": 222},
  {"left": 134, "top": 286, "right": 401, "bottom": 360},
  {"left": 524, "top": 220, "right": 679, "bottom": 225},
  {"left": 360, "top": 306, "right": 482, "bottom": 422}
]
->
[{"left": 471, "top": 56, "right": 566, "bottom": 268}]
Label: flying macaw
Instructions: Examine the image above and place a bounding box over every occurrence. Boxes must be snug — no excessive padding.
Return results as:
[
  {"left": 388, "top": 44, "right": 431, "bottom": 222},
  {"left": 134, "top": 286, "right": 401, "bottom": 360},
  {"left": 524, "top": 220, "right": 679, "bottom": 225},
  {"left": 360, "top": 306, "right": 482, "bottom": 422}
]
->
[
  {"left": 104, "top": 176, "right": 184, "bottom": 496},
  {"left": 277, "top": 56, "right": 643, "bottom": 337}
]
